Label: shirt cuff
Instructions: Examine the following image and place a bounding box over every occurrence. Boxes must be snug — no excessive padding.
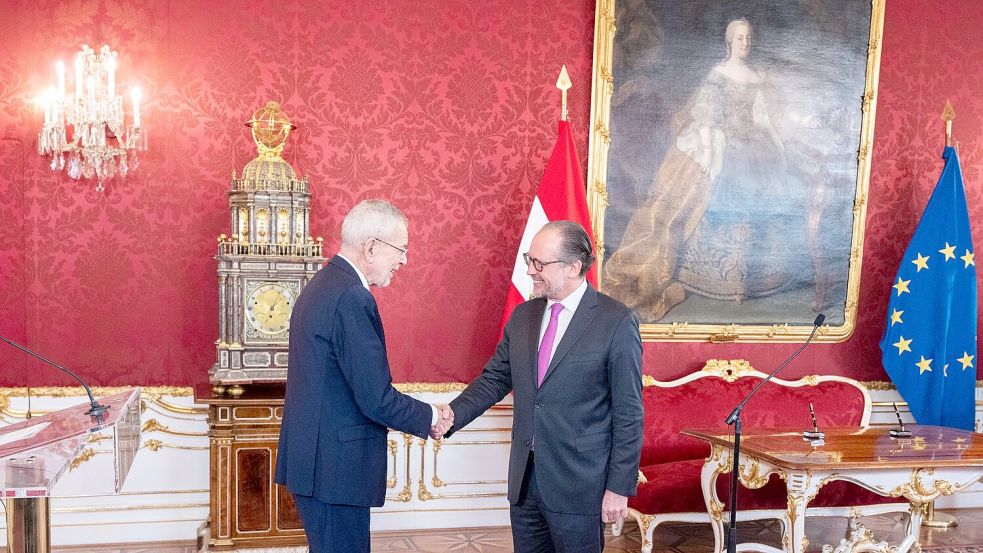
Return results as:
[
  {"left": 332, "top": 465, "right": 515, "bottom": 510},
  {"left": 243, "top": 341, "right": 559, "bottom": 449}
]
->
[{"left": 430, "top": 404, "right": 438, "bottom": 427}]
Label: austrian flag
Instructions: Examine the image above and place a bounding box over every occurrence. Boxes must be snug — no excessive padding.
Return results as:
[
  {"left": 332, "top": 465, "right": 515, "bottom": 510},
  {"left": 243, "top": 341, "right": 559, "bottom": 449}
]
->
[{"left": 499, "top": 120, "right": 598, "bottom": 335}]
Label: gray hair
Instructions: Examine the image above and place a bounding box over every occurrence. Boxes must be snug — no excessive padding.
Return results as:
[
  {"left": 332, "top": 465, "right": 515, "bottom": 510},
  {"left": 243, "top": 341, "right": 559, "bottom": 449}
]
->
[
  {"left": 725, "top": 18, "right": 751, "bottom": 47},
  {"left": 340, "top": 200, "right": 408, "bottom": 249},
  {"left": 542, "top": 220, "right": 595, "bottom": 277}
]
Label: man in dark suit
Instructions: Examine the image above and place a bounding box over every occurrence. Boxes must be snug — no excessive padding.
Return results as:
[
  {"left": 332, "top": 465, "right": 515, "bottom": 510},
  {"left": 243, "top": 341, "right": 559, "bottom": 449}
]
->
[
  {"left": 446, "top": 220, "right": 643, "bottom": 553},
  {"left": 275, "top": 200, "right": 453, "bottom": 553}
]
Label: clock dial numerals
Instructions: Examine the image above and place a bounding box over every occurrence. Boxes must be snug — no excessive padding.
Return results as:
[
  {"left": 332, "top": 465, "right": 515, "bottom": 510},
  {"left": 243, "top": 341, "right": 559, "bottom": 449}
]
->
[{"left": 245, "top": 283, "right": 294, "bottom": 335}]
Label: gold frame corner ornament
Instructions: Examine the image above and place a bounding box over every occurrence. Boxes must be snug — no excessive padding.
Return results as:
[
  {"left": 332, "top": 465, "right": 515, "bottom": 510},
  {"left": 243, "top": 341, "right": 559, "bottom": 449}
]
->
[{"left": 586, "top": 0, "right": 886, "bottom": 343}]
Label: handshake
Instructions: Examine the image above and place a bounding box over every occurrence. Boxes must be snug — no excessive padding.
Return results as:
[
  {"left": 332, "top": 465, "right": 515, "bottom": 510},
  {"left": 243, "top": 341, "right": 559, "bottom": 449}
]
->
[{"left": 430, "top": 404, "right": 455, "bottom": 439}]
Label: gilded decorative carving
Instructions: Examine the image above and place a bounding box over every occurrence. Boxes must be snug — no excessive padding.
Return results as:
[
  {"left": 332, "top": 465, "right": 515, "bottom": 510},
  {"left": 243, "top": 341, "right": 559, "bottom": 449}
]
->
[
  {"left": 418, "top": 479, "right": 434, "bottom": 501},
  {"left": 142, "top": 418, "right": 207, "bottom": 437},
  {"left": 70, "top": 447, "right": 97, "bottom": 470},
  {"left": 593, "top": 179, "right": 609, "bottom": 208},
  {"left": 639, "top": 514, "right": 655, "bottom": 552},
  {"left": 708, "top": 497, "right": 724, "bottom": 522},
  {"left": 701, "top": 359, "right": 754, "bottom": 382},
  {"left": 766, "top": 323, "right": 790, "bottom": 337},
  {"left": 887, "top": 468, "right": 957, "bottom": 500},
  {"left": 737, "top": 458, "right": 772, "bottom": 489},
  {"left": 594, "top": 121, "right": 611, "bottom": 144},
  {"left": 393, "top": 382, "right": 467, "bottom": 393},
  {"left": 141, "top": 439, "right": 207, "bottom": 452},
  {"left": 641, "top": 374, "right": 656, "bottom": 387},
  {"left": 388, "top": 433, "right": 414, "bottom": 503},
  {"left": 821, "top": 520, "right": 896, "bottom": 553},
  {"left": 387, "top": 439, "right": 398, "bottom": 488}
]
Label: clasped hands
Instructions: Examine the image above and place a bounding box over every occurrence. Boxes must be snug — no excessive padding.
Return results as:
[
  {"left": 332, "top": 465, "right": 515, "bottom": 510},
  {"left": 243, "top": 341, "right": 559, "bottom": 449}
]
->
[{"left": 430, "top": 404, "right": 454, "bottom": 439}]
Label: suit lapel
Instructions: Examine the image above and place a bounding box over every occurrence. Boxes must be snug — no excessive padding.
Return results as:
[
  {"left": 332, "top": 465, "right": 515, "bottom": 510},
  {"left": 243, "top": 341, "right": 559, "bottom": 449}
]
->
[
  {"left": 527, "top": 298, "right": 547, "bottom": 388},
  {"left": 541, "top": 285, "right": 599, "bottom": 387}
]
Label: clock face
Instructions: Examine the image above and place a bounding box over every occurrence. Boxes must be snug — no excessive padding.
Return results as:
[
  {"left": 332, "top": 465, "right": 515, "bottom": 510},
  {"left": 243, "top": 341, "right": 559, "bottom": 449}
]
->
[{"left": 245, "top": 283, "right": 295, "bottom": 335}]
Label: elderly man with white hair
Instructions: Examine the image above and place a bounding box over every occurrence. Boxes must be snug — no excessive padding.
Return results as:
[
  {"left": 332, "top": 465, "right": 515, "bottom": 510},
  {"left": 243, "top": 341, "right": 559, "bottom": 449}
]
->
[{"left": 275, "top": 199, "right": 453, "bottom": 553}]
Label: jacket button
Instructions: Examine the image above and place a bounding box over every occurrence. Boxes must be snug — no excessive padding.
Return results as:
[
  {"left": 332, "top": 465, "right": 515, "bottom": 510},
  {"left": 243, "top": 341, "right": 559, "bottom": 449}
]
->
[{"left": 534, "top": 402, "right": 542, "bottom": 408}]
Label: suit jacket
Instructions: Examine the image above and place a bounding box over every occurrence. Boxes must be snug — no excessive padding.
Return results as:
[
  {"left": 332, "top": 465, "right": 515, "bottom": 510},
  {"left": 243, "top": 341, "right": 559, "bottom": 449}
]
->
[
  {"left": 274, "top": 256, "right": 432, "bottom": 507},
  {"left": 448, "top": 284, "right": 643, "bottom": 515}
]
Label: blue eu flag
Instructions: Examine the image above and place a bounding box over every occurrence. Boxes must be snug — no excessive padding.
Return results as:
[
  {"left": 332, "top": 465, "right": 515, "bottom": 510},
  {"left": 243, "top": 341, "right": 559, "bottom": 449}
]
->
[{"left": 880, "top": 146, "right": 977, "bottom": 430}]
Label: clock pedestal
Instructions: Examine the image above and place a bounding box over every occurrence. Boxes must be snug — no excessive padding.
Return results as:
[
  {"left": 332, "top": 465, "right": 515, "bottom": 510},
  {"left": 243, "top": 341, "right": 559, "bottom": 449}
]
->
[{"left": 199, "top": 384, "right": 307, "bottom": 550}]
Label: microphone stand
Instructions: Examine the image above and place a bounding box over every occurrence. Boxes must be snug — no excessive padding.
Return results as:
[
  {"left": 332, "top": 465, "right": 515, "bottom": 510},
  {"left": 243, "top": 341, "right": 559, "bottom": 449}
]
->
[
  {"left": 0, "top": 334, "right": 110, "bottom": 417},
  {"left": 722, "top": 314, "right": 825, "bottom": 553}
]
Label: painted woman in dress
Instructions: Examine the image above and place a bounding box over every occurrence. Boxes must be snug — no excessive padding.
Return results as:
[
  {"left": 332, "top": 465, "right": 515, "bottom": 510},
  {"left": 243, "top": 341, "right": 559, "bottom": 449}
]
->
[{"left": 605, "top": 18, "right": 804, "bottom": 322}]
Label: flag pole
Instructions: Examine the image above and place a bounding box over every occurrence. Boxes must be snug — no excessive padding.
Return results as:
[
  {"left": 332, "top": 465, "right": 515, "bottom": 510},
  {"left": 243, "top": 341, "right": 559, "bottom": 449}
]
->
[
  {"left": 923, "top": 96, "right": 960, "bottom": 530},
  {"left": 556, "top": 65, "right": 572, "bottom": 121},
  {"left": 942, "top": 100, "right": 955, "bottom": 148}
]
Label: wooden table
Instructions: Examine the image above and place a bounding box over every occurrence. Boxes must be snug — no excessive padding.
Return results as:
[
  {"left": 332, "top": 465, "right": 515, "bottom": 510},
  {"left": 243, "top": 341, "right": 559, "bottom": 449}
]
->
[{"left": 682, "top": 425, "right": 983, "bottom": 553}]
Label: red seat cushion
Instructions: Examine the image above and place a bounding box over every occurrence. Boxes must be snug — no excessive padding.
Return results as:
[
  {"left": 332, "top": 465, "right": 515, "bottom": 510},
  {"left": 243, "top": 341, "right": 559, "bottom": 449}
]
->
[{"left": 630, "top": 460, "right": 903, "bottom": 515}]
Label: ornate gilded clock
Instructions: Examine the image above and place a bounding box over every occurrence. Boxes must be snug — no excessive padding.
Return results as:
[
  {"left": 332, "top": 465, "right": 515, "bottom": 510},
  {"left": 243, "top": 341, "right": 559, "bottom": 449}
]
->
[{"left": 209, "top": 102, "right": 325, "bottom": 387}]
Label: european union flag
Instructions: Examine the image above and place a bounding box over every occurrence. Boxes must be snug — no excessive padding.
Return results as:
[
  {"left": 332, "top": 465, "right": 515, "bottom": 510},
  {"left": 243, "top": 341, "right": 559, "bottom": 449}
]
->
[{"left": 880, "top": 146, "right": 977, "bottom": 430}]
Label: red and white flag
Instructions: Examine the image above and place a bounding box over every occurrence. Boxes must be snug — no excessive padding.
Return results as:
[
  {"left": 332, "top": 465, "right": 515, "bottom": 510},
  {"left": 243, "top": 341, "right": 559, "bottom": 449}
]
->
[{"left": 499, "top": 120, "right": 597, "bottom": 335}]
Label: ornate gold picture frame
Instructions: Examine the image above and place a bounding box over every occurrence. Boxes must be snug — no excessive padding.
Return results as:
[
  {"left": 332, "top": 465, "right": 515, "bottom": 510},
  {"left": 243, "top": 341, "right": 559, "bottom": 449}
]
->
[{"left": 587, "top": 0, "right": 884, "bottom": 342}]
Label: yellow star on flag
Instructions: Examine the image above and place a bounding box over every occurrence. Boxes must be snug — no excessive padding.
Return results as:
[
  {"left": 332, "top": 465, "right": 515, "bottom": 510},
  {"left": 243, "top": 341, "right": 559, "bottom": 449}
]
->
[
  {"left": 958, "top": 352, "right": 974, "bottom": 370},
  {"left": 915, "top": 355, "right": 933, "bottom": 374},
  {"left": 893, "top": 336, "right": 912, "bottom": 355},
  {"left": 939, "top": 242, "right": 957, "bottom": 261},
  {"left": 943, "top": 363, "right": 950, "bottom": 377},
  {"left": 911, "top": 253, "right": 930, "bottom": 272},
  {"left": 892, "top": 277, "right": 911, "bottom": 296},
  {"left": 890, "top": 309, "right": 904, "bottom": 326},
  {"left": 961, "top": 249, "right": 975, "bottom": 268}
]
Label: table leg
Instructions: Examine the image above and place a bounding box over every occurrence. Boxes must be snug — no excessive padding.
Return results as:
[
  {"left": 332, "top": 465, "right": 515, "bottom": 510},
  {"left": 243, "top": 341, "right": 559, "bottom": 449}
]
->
[
  {"left": 782, "top": 472, "right": 819, "bottom": 553},
  {"left": 5, "top": 496, "right": 51, "bottom": 553},
  {"left": 702, "top": 445, "right": 730, "bottom": 553},
  {"left": 896, "top": 502, "right": 925, "bottom": 553}
]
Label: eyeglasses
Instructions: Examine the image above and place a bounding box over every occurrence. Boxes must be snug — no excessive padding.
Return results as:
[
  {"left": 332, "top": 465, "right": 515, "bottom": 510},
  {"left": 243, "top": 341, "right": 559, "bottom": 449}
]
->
[
  {"left": 373, "top": 237, "right": 408, "bottom": 256},
  {"left": 523, "top": 253, "right": 566, "bottom": 272}
]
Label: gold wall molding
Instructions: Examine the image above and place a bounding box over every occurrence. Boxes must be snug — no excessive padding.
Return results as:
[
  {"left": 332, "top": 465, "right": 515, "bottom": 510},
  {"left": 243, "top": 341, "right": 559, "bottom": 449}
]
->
[
  {"left": 393, "top": 382, "right": 468, "bottom": 393},
  {"left": 142, "top": 439, "right": 208, "bottom": 452},
  {"left": 0, "top": 386, "right": 193, "bottom": 397}
]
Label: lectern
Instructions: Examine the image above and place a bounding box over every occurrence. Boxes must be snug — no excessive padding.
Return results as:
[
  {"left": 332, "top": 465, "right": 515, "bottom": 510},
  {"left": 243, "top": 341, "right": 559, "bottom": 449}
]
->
[{"left": 1, "top": 389, "right": 141, "bottom": 553}]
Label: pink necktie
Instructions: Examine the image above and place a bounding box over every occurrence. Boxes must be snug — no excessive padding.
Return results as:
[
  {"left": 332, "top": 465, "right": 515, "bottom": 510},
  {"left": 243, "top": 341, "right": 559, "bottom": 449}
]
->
[{"left": 537, "top": 303, "right": 564, "bottom": 387}]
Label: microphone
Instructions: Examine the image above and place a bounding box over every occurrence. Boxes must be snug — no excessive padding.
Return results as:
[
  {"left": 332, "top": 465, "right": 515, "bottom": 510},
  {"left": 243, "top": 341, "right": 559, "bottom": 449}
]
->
[
  {"left": 0, "top": 334, "right": 110, "bottom": 417},
  {"left": 723, "top": 313, "right": 824, "bottom": 553},
  {"left": 725, "top": 313, "right": 825, "bottom": 425}
]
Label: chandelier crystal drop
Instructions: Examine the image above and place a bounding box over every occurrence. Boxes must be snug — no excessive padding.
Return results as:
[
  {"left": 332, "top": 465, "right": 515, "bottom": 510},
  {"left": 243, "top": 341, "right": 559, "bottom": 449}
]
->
[{"left": 37, "top": 44, "right": 147, "bottom": 192}]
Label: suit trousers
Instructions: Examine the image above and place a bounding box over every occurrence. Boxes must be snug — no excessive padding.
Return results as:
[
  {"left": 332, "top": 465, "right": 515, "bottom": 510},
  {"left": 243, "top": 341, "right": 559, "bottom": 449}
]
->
[
  {"left": 510, "top": 453, "right": 605, "bottom": 553},
  {"left": 292, "top": 493, "right": 370, "bottom": 553}
]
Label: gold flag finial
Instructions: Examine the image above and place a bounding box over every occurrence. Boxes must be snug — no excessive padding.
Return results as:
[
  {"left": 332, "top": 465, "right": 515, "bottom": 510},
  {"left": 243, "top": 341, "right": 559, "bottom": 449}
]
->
[
  {"left": 942, "top": 100, "right": 956, "bottom": 147},
  {"left": 556, "top": 65, "right": 572, "bottom": 121}
]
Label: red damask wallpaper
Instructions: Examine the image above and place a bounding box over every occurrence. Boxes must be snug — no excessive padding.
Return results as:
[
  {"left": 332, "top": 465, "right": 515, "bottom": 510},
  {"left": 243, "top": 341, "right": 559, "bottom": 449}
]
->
[{"left": 0, "top": 0, "right": 980, "bottom": 387}]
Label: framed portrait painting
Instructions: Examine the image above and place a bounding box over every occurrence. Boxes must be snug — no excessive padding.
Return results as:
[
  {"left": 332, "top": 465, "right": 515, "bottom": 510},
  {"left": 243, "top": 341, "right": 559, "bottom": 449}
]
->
[{"left": 587, "top": 0, "right": 884, "bottom": 342}]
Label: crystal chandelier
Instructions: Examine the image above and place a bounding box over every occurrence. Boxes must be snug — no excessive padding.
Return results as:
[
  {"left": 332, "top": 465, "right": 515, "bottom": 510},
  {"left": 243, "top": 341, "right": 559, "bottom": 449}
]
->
[{"left": 37, "top": 44, "right": 147, "bottom": 191}]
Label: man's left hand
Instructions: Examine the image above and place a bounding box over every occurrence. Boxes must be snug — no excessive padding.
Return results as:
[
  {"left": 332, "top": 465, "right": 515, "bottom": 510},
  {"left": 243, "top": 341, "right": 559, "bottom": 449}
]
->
[{"left": 601, "top": 490, "right": 628, "bottom": 523}]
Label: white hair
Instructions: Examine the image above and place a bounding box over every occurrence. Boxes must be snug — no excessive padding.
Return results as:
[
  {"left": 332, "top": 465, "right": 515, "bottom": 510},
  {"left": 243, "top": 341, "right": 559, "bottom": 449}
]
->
[
  {"left": 725, "top": 18, "right": 751, "bottom": 47},
  {"left": 340, "top": 200, "right": 408, "bottom": 249}
]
